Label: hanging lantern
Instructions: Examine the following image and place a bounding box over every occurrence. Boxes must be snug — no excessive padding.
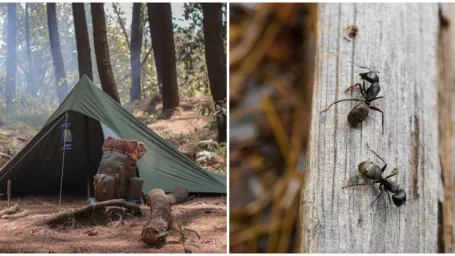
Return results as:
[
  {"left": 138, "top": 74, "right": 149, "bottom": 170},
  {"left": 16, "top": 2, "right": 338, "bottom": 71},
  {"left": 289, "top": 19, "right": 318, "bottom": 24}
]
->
[{"left": 60, "top": 112, "right": 73, "bottom": 151}]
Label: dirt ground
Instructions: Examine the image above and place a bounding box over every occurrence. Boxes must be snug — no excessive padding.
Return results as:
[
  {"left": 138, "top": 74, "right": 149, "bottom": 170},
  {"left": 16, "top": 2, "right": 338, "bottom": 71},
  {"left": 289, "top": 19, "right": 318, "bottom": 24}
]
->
[{"left": 0, "top": 196, "right": 226, "bottom": 253}]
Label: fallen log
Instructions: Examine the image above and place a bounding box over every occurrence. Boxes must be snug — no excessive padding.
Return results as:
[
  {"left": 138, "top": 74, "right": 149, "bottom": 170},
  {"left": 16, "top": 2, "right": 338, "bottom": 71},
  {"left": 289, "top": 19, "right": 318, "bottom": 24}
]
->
[
  {"left": 0, "top": 203, "right": 19, "bottom": 217},
  {"left": 1, "top": 210, "right": 29, "bottom": 219},
  {"left": 166, "top": 187, "right": 189, "bottom": 206},
  {"left": 37, "top": 199, "right": 141, "bottom": 226},
  {"left": 141, "top": 189, "right": 172, "bottom": 247}
]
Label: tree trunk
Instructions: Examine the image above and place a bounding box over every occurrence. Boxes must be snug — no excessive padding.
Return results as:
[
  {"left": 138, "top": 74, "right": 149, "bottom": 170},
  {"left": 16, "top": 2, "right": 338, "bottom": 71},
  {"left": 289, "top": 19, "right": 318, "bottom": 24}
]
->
[
  {"left": 91, "top": 3, "right": 121, "bottom": 103},
  {"left": 6, "top": 3, "right": 17, "bottom": 110},
  {"left": 438, "top": 3, "right": 455, "bottom": 253},
  {"left": 25, "top": 4, "right": 37, "bottom": 97},
  {"left": 72, "top": 3, "right": 93, "bottom": 81},
  {"left": 130, "top": 3, "right": 143, "bottom": 102},
  {"left": 147, "top": 3, "right": 179, "bottom": 111},
  {"left": 146, "top": 4, "right": 163, "bottom": 97},
  {"left": 141, "top": 189, "right": 172, "bottom": 247},
  {"left": 47, "top": 3, "right": 69, "bottom": 103},
  {"left": 300, "top": 3, "right": 440, "bottom": 253},
  {"left": 201, "top": 3, "right": 227, "bottom": 142}
]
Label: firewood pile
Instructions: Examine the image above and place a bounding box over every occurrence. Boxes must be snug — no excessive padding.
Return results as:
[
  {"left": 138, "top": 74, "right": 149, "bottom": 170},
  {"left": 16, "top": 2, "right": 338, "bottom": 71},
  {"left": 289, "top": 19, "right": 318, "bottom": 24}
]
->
[
  {"left": 0, "top": 203, "right": 29, "bottom": 220},
  {"left": 229, "top": 3, "right": 317, "bottom": 253}
]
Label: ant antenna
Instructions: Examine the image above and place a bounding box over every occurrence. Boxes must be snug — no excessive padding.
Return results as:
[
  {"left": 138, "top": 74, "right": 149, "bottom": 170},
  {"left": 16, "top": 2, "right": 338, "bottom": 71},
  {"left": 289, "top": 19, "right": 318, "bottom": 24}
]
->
[
  {"left": 365, "top": 143, "right": 387, "bottom": 165},
  {"left": 348, "top": 61, "right": 380, "bottom": 74},
  {"left": 320, "top": 98, "right": 364, "bottom": 113}
]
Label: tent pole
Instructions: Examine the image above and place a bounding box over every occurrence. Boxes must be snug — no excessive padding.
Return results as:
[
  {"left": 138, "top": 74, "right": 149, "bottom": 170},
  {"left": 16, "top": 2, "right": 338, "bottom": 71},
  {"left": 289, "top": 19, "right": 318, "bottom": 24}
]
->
[{"left": 58, "top": 112, "right": 68, "bottom": 209}]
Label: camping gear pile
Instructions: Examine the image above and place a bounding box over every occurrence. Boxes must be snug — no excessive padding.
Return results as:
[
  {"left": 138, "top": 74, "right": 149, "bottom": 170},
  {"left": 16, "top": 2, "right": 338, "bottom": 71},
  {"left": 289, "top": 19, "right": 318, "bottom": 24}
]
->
[{"left": 93, "top": 136, "right": 147, "bottom": 203}]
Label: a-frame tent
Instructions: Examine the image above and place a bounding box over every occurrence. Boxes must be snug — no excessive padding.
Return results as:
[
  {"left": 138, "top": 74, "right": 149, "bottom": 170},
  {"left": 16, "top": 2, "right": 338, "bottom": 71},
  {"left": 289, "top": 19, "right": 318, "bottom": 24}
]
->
[{"left": 0, "top": 75, "right": 226, "bottom": 196}]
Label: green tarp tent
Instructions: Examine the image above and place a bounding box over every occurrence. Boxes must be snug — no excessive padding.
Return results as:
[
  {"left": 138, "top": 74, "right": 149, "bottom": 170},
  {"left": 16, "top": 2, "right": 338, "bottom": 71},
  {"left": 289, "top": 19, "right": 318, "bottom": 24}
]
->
[{"left": 0, "top": 75, "right": 226, "bottom": 196}]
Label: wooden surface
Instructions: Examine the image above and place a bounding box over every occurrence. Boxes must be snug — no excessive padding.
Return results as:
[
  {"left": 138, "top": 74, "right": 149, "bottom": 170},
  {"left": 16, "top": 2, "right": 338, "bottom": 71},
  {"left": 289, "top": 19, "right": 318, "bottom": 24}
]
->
[
  {"left": 438, "top": 3, "right": 455, "bottom": 253},
  {"left": 300, "top": 3, "right": 441, "bottom": 253}
]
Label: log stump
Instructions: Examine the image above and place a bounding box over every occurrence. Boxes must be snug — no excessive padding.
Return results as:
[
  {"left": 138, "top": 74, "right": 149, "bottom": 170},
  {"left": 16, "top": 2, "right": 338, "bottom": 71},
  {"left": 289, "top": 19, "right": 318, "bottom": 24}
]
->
[
  {"left": 167, "top": 187, "right": 189, "bottom": 205},
  {"left": 141, "top": 189, "right": 172, "bottom": 247}
]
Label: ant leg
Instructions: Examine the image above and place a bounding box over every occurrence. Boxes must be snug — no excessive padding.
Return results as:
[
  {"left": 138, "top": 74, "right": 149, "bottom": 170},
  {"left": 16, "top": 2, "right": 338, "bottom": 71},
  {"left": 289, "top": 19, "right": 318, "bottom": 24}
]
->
[
  {"left": 384, "top": 172, "right": 397, "bottom": 180},
  {"left": 365, "top": 143, "right": 388, "bottom": 172},
  {"left": 320, "top": 99, "right": 365, "bottom": 113},
  {"left": 369, "top": 106, "right": 384, "bottom": 134},
  {"left": 386, "top": 190, "right": 392, "bottom": 206},
  {"left": 370, "top": 96, "right": 384, "bottom": 101},
  {"left": 370, "top": 185, "right": 384, "bottom": 208}
]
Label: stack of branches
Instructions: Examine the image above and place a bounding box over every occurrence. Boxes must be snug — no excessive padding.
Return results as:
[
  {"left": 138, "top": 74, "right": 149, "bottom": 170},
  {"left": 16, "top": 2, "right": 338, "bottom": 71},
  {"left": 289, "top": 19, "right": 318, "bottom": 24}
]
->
[
  {"left": 37, "top": 199, "right": 142, "bottom": 228},
  {"left": 0, "top": 203, "right": 29, "bottom": 220},
  {"left": 229, "top": 3, "right": 318, "bottom": 253}
]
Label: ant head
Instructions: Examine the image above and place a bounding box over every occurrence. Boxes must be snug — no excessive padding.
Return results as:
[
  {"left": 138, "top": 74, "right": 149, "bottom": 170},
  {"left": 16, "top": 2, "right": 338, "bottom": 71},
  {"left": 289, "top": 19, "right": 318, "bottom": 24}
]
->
[
  {"left": 349, "top": 61, "right": 380, "bottom": 83},
  {"left": 392, "top": 189, "right": 406, "bottom": 207},
  {"left": 358, "top": 161, "right": 382, "bottom": 180},
  {"left": 359, "top": 71, "right": 379, "bottom": 84}
]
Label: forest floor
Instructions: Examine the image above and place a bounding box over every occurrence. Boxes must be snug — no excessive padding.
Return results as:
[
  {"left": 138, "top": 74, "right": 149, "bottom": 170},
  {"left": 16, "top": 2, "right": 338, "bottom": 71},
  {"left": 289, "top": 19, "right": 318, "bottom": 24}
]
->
[
  {"left": 0, "top": 97, "right": 226, "bottom": 253},
  {"left": 0, "top": 196, "right": 226, "bottom": 253}
]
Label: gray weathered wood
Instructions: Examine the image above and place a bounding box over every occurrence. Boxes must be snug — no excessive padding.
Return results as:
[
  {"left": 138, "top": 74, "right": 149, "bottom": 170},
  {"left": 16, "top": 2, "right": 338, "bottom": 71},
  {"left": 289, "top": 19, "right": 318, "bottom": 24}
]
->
[
  {"left": 438, "top": 3, "right": 455, "bottom": 253},
  {"left": 300, "top": 3, "right": 441, "bottom": 253}
]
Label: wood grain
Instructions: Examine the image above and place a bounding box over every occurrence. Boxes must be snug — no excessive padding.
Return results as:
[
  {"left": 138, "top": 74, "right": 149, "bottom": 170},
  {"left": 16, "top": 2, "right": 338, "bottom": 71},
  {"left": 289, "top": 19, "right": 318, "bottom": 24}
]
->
[
  {"left": 438, "top": 3, "right": 455, "bottom": 253},
  {"left": 300, "top": 3, "right": 441, "bottom": 253}
]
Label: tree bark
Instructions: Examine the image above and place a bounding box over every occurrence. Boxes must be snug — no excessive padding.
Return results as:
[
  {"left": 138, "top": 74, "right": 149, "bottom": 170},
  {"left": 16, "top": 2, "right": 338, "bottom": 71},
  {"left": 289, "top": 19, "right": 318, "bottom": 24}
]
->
[
  {"left": 201, "top": 3, "right": 227, "bottom": 142},
  {"left": 47, "top": 3, "right": 69, "bottom": 103},
  {"left": 300, "top": 3, "right": 440, "bottom": 253},
  {"left": 6, "top": 3, "right": 17, "bottom": 110},
  {"left": 147, "top": 3, "right": 179, "bottom": 111},
  {"left": 25, "top": 4, "right": 37, "bottom": 97},
  {"left": 72, "top": 3, "right": 93, "bottom": 81},
  {"left": 91, "top": 3, "right": 121, "bottom": 103},
  {"left": 438, "top": 3, "right": 455, "bottom": 253},
  {"left": 130, "top": 3, "right": 143, "bottom": 102},
  {"left": 141, "top": 189, "right": 172, "bottom": 246},
  {"left": 166, "top": 186, "right": 189, "bottom": 205}
]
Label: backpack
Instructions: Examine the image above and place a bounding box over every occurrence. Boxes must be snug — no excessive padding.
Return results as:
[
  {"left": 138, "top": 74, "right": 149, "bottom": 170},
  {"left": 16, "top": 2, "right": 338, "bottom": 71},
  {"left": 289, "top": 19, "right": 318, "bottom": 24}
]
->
[{"left": 94, "top": 151, "right": 137, "bottom": 201}]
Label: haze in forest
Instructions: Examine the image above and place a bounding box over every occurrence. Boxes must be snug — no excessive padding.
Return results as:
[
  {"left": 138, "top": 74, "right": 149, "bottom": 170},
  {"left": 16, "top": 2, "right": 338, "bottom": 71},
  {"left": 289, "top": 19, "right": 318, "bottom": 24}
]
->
[{"left": 0, "top": 3, "right": 226, "bottom": 143}]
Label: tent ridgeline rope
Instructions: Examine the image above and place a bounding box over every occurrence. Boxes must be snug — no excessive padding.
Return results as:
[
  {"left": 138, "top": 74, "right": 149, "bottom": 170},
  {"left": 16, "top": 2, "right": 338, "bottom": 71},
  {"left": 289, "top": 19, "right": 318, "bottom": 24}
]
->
[
  {"left": 0, "top": 113, "right": 67, "bottom": 181},
  {"left": 59, "top": 111, "right": 69, "bottom": 209}
]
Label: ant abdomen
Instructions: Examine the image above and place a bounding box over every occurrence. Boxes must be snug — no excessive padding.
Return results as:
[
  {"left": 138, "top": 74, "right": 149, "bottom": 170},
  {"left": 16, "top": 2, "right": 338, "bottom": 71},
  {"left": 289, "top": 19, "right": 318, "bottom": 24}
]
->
[{"left": 347, "top": 102, "right": 370, "bottom": 126}]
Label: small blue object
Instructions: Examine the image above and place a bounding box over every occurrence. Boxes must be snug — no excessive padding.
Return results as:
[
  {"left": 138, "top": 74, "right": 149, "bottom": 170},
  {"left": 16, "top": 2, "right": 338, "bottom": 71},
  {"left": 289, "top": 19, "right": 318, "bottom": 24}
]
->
[
  {"left": 85, "top": 197, "right": 97, "bottom": 205},
  {"left": 60, "top": 112, "right": 73, "bottom": 151}
]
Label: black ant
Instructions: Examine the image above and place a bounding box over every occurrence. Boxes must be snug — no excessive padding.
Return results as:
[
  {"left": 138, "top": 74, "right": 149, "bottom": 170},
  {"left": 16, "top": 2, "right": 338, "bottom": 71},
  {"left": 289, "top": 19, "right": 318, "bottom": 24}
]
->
[
  {"left": 342, "top": 144, "right": 407, "bottom": 208},
  {"left": 320, "top": 62, "right": 384, "bottom": 133}
]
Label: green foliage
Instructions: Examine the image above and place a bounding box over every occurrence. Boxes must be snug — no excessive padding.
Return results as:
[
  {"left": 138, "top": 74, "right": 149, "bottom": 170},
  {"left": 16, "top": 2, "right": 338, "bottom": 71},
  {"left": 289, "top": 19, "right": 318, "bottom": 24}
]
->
[{"left": 174, "top": 3, "right": 208, "bottom": 98}]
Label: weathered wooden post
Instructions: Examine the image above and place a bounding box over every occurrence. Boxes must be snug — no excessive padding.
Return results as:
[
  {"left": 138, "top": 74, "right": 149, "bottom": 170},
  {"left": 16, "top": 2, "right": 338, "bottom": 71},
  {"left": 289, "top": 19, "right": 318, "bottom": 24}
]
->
[
  {"left": 300, "top": 3, "right": 441, "bottom": 253},
  {"left": 438, "top": 3, "right": 455, "bottom": 253}
]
